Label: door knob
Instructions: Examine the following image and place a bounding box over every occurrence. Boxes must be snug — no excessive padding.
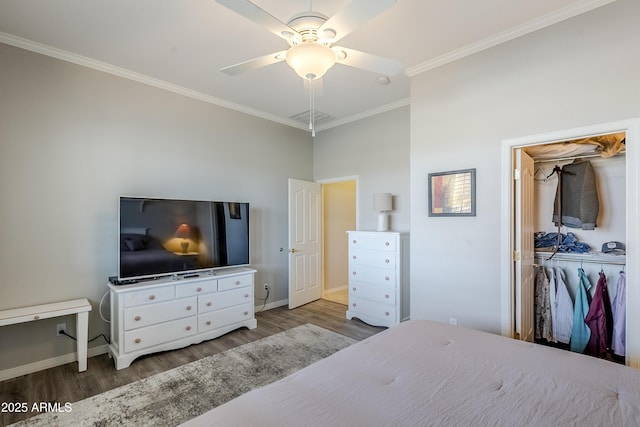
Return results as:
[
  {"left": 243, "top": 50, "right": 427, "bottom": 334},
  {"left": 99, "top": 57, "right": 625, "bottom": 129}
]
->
[{"left": 289, "top": 248, "right": 298, "bottom": 253}]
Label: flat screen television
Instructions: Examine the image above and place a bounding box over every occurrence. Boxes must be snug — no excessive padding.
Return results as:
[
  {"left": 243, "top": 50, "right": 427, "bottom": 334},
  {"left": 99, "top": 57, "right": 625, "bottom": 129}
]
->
[{"left": 118, "top": 197, "right": 250, "bottom": 281}]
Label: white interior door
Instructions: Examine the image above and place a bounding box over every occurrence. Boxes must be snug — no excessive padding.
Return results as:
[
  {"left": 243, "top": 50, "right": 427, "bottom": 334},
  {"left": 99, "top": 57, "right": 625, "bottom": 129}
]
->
[
  {"left": 288, "top": 178, "right": 322, "bottom": 309},
  {"left": 515, "top": 148, "right": 535, "bottom": 342}
]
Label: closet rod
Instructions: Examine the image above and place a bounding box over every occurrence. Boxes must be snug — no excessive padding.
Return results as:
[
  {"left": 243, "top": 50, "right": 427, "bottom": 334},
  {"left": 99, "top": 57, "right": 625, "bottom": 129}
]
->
[
  {"left": 534, "top": 253, "right": 626, "bottom": 266},
  {"left": 533, "top": 150, "right": 625, "bottom": 164}
]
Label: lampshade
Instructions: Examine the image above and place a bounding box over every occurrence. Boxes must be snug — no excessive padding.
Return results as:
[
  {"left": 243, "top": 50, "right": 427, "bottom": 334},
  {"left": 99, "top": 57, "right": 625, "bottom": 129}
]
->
[
  {"left": 174, "top": 223, "right": 193, "bottom": 239},
  {"left": 373, "top": 193, "right": 393, "bottom": 212},
  {"left": 285, "top": 43, "right": 337, "bottom": 80}
]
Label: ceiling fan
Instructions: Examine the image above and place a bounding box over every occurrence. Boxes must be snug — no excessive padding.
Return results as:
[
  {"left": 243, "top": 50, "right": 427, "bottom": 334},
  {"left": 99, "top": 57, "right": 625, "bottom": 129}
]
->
[{"left": 215, "top": 0, "right": 404, "bottom": 81}]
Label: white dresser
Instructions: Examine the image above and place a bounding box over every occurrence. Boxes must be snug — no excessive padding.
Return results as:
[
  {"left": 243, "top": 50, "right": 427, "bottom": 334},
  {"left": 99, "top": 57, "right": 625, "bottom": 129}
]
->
[
  {"left": 108, "top": 268, "right": 256, "bottom": 369},
  {"left": 346, "top": 231, "right": 409, "bottom": 327}
]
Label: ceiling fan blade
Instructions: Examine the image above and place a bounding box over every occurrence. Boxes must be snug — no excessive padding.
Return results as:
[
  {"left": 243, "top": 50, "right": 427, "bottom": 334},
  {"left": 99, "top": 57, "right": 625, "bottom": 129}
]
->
[
  {"left": 220, "top": 50, "right": 287, "bottom": 76},
  {"left": 216, "top": 0, "right": 299, "bottom": 41},
  {"left": 333, "top": 46, "right": 403, "bottom": 76},
  {"left": 319, "top": 0, "right": 396, "bottom": 43}
]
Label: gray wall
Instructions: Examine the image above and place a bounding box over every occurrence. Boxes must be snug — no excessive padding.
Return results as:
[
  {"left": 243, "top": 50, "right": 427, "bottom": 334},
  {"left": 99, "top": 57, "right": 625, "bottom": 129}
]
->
[
  {"left": 409, "top": 0, "right": 640, "bottom": 332},
  {"left": 0, "top": 42, "right": 312, "bottom": 372},
  {"left": 314, "top": 106, "right": 410, "bottom": 232}
]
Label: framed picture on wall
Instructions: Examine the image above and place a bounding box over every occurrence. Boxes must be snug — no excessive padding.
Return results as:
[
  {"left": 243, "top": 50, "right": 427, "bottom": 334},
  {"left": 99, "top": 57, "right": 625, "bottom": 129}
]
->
[{"left": 428, "top": 168, "right": 476, "bottom": 217}]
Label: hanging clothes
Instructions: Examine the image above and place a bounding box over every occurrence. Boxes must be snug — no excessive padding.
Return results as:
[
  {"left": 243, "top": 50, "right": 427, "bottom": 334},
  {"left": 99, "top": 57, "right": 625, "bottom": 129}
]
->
[
  {"left": 585, "top": 271, "right": 613, "bottom": 357},
  {"left": 570, "top": 268, "right": 591, "bottom": 353},
  {"left": 552, "top": 267, "right": 574, "bottom": 344},
  {"left": 545, "top": 268, "right": 558, "bottom": 343},
  {"left": 534, "top": 266, "right": 554, "bottom": 342},
  {"left": 611, "top": 271, "right": 626, "bottom": 357},
  {"left": 552, "top": 159, "right": 599, "bottom": 230}
]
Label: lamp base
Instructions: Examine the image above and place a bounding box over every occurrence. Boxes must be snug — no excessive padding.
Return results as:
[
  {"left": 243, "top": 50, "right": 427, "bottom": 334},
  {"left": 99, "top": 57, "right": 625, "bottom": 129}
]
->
[
  {"left": 377, "top": 212, "right": 389, "bottom": 231},
  {"left": 180, "top": 241, "right": 189, "bottom": 253}
]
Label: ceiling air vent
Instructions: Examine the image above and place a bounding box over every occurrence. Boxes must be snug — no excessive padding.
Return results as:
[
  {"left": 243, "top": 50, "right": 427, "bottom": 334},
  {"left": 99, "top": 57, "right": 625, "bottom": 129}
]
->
[{"left": 290, "top": 110, "right": 334, "bottom": 126}]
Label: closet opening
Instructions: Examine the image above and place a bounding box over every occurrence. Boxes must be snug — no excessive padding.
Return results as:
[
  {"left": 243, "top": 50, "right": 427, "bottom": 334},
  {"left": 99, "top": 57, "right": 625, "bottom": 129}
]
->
[
  {"left": 500, "top": 118, "right": 640, "bottom": 369},
  {"left": 525, "top": 133, "right": 626, "bottom": 364}
]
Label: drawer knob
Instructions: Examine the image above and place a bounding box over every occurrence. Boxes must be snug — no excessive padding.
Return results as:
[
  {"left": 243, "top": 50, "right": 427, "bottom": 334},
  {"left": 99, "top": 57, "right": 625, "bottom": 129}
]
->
[
  {"left": 186, "top": 306, "right": 192, "bottom": 311},
  {"left": 34, "top": 315, "right": 40, "bottom": 320},
  {"left": 186, "top": 326, "right": 191, "bottom": 331},
  {"left": 352, "top": 255, "right": 357, "bottom": 259},
  {"left": 244, "top": 293, "right": 249, "bottom": 298},
  {"left": 134, "top": 338, "right": 141, "bottom": 344},
  {"left": 207, "top": 302, "right": 212, "bottom": 307},
  {"left": 352, "top": 271, "right": 356, "bottom": 275},
  {"left": 352, "top": 287, "right": 357, "bottom": 291},
  {"left": 385, "top": 311, "right": 390, "bottom": 316},
  {"left": 352, "top": 303, "right": 357, "bottom": 307},
  {"left": 243, "top": 311, "right": 249, "bottom": 316},
  {"left": 235, "top": 280, "right": 241, "bottom": 285},
  {"left": 196, "top": 287, "right": 202, "bottom": 292},
  {"left": 385, "top": 259, "right": 390, "bottom": 263},
  {"left": 385, "top": 294, "right": 390, "bottom": 299},
  {"left": 385, "top": 242, "right": 390, "bottom": 246},
  {"left": 148, "top": 295, "right": 156, "bottom": 300},
  {"left": 385, "top": 276, "right": 390, "bottom": 281},
  {"left": 206, "top": 320, "right": 212, "bottom": 326},
  {"left": 135, "top": 316, "right": 141, "bottom": 321},
  {"left": 352, "top": 240, "right": 357, "bottom": 244}
]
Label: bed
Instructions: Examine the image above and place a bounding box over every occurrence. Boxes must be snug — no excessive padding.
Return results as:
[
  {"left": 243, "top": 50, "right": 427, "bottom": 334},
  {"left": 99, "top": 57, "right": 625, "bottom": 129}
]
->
[
  {"left": 182, "top": 319, "right": 640, "bottom": 426},
  {"left": 119, "top": 233, "right": 194, "bottom": 278}
]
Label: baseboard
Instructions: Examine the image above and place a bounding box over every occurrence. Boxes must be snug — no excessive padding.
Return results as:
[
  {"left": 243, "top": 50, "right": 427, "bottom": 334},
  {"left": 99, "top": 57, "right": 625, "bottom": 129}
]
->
[
  {"left": 0, "top": 344, "right": 109, "bottom": 382},
  {"left": 323, "top": 285, "right": 347, "bottom": 295},
  {"left": 255, "top": 298, "right": 288, "bottom": 312}
]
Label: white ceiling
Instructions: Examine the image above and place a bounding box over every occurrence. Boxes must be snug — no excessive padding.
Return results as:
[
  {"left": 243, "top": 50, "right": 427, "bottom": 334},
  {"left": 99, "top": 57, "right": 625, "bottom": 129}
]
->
[{"left": 0, "top": 0, "right": 614, "bottom": 132}]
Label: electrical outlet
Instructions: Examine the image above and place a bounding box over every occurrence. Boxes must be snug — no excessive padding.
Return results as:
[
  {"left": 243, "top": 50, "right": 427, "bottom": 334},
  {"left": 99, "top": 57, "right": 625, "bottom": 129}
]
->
[
  {"left": 56, "top": 323, "right": 66, "bottom": 336},
  {"left": 264, "top": 284, "right": 270, "bottom": 291}
]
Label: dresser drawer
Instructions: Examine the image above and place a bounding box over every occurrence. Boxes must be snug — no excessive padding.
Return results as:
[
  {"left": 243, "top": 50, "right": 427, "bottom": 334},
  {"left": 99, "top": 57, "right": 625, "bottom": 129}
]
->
[
  {"left": 350, "top": 249, "right": 396, "bottom": 269},
  {"left": 198, "top": 303, "right": 254, "bottom": 332},
  {"left": 175, "top": 279, "right": 218, "bottom": 298},
  {"left": 349, "top": 284, "right": 395, "bottom": 306},
  {"left": 349, "top": 297, "right": 396, "bottom": 321},
  {"left": 123, "top": 297, "right": 197, "bottom": 331},
  {"left": 349, "top": 234, "right": 396, "bottom": 252},
  {"left": 350, "top": 266, "right": 397, "bottom": 287},
  {"left": 218, "top": 274, "right": 253, "bottom": 291},
  {"left": 124, "top": 286, "right": 175, "bottom": 307},
  {"left": 198, "top": 288, "right": 253, "bottom": 313},
  {"left": 124, "top": 317, "right": 196, "bottom": 352}
]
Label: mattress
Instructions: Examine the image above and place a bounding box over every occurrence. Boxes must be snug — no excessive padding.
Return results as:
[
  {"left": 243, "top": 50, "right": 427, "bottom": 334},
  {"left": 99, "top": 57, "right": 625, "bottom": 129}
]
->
[{"left": 182, "top": 320, "right": 640, "bottom": 426}]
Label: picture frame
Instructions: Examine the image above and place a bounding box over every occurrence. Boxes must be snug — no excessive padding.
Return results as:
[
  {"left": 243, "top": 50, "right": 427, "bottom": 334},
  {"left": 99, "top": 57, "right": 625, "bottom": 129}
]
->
[{"left": 428, "top": 168, "right": 476, "bottom": 217}]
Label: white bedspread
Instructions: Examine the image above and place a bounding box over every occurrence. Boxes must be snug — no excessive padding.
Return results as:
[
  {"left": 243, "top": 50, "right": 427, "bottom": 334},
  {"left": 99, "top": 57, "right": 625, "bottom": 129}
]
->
[{"left": 182, "top": 320, "right": 640, "bottom": 426}]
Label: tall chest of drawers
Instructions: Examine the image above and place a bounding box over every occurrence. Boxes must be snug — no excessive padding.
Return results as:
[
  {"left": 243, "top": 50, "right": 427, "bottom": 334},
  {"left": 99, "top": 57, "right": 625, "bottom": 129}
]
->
[
  {"left": 108, "top": 268, "right": 256, "bottom": 369},
  {"left": 346, "top": 231, "right": 409, "bottom": 327}
]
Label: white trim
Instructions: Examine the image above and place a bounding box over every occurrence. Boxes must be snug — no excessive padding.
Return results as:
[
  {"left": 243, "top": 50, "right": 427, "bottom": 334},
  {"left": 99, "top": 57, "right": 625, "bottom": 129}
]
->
[
  {"left": 317, "top": 176, "right": 360, "bottom": 234},
  {"left": 0, "top": 32, "right": 307, "bottom": 131},
  {"left": 0, "top": 31, "right": 407, "bottom": 134},
  {"left": 315, "top": 99, "right": 411, "bottom": 132},
  {"left": 0, "top": 344, "right": 108, "bottom": 382},
  {"left": 406, "top": 0, "right": 617, "bottom": 77},
  {"left": 255, "top": 299, "right": 289, "bottom": 313},
  {"left": 501, "top": 118, "right": 639, "bottom": 368}
]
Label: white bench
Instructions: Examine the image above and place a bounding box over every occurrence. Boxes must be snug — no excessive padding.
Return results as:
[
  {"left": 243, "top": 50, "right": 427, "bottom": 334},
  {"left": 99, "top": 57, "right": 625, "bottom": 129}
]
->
[{"left": 0, "top": 299, "right": 92, "bottom": 372}]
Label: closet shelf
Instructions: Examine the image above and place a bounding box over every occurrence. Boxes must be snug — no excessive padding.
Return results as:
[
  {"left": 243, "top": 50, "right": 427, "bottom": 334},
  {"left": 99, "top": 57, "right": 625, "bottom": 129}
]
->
[{"left": 534, "top": 251, "right": 626, "bottom": 265}]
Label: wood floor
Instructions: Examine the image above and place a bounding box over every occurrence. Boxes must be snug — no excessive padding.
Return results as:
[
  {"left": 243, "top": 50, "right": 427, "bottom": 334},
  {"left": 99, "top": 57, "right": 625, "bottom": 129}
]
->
[{"left": 0, "top": 299, "right": 383, "bottom": 425}]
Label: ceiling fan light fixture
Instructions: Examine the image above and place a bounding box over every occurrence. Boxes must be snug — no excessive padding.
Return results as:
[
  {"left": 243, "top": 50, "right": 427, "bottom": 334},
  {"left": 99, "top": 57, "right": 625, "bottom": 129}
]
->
[{"left": 285, "top": 43, "right": 337, "bottom": 80}]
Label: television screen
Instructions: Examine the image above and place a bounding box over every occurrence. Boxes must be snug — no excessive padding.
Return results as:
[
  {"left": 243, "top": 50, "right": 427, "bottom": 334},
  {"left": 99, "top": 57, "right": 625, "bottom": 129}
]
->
[{"left": 118, "top": 197, "right": 249, "bottom": 281}]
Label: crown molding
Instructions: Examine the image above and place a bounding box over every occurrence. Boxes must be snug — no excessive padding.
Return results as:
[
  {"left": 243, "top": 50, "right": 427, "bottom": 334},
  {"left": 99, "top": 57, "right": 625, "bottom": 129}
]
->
[
  {"left": 406, "top": 0, "right": 617, "bottom": 77},
  {"left": 0, "top": 32, "right": 307, "bottom": 131},
  {"left": 315, "top": 98, "right": 410, "bottom": 132}
]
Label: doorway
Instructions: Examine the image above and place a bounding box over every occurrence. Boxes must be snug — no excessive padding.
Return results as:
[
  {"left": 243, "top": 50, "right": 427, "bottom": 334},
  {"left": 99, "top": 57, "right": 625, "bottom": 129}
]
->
[
  {"left": 320, "top": 178, "right": 358, "bottom": 305},
  {"left": 501, "top": 118, "right": 640, "bottom": 368}
]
